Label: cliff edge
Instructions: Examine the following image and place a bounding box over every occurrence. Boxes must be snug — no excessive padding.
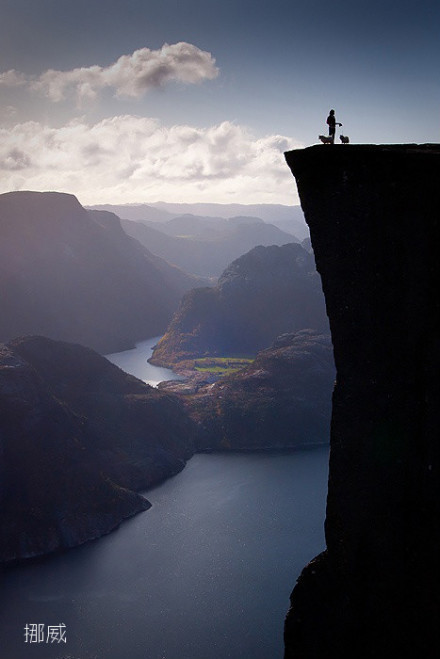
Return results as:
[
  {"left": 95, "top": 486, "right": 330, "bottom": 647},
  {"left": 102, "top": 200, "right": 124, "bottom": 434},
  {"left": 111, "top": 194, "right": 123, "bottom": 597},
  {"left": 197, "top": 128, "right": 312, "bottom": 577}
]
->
[{"left": 284, "top": 145, "right": 440, "bottom": 657}]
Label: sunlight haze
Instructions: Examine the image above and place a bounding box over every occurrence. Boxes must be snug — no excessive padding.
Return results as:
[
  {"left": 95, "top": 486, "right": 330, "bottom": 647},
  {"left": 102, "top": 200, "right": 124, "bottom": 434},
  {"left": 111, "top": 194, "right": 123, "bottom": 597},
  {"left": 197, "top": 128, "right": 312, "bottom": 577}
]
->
[{"left": 1, "top": 0, "right": 439, "bottom": 204}]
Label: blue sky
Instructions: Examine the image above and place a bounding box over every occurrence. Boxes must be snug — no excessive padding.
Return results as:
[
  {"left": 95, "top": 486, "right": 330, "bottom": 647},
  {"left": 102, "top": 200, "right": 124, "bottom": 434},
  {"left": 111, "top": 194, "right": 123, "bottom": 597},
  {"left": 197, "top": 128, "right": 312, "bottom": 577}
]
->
[{"left": 0, "top": 0, "right": 439, "bottom": 204}]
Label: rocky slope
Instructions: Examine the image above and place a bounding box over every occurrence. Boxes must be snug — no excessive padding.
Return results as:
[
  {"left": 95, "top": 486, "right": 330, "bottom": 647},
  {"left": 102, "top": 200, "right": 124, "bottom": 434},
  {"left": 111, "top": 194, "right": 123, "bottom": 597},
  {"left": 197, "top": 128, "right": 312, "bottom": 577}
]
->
[
  {"left": 151, "top": 243, "right": 329, "bottom": 368},
  {"left": 160, "top": 330, "right": 335, "bottom": 450},
  {"left": 0, "top": 336, "right": 195, "bottom": 563},
  {"left": 0, "top": 192, "right": 201, "bottom": 353},
  {"left": 284, "top": 145, "right": 440, "bottom": 657}
]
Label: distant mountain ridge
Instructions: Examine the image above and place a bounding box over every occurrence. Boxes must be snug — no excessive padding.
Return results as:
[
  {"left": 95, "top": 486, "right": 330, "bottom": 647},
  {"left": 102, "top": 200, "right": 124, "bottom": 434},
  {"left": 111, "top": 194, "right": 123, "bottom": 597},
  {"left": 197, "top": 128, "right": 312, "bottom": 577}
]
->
[
  {"left": 121, "top": 213, "right": 297, "bottom": 277},
  {"left": 88, "top": 201, "right": 308, "bottom": 239},
  {"left": 88, "top": 203, "right": 174, "bottom": 223},
  {"left": 148, "top": 213, "right": 265, "bottom": 237},
  {"left": 0, "top": 191, "right": 203, "bottom": 353}
]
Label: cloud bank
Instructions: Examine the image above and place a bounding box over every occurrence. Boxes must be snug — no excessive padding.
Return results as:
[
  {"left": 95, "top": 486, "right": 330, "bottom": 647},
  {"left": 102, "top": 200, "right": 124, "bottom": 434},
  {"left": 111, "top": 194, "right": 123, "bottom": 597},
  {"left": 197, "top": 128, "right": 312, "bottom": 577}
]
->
[
  {"left": 0, "top": 116, "right": 301, "bottom": 204},
  {"left": 0, "top": 43, "right": 218, "bottom": 102}
]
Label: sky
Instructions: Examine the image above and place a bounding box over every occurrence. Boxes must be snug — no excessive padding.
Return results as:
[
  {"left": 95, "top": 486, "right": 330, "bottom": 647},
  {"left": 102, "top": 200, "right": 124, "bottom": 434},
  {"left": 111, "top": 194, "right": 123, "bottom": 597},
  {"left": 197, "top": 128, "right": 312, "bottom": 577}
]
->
[{"left": 0, "top": 0, "right": 439, "bottom": 205}]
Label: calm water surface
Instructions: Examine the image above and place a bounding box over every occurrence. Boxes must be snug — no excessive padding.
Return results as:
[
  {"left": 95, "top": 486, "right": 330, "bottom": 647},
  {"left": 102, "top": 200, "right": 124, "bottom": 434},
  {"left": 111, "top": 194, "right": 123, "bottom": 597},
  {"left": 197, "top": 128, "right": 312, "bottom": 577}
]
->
[
  {"left": 106, "top": 336, "right": 184, "bottom": 386},
  {"left": 0, "top": 339, "right": 329, "bottom": 659}
]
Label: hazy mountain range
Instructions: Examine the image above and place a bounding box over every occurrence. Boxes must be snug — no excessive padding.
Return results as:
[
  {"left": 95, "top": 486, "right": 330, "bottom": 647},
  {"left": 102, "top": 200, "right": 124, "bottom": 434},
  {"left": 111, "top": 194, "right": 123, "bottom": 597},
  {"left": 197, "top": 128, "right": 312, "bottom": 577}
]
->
[
  {"left": 121, "top": 213, "right": 297, "bottom": 277},
  {"left": 89, "top": 201, "right": 308, "bottom": 240},
  {"left": 0, "top": 192, "right": 205, "bottom": 353}
]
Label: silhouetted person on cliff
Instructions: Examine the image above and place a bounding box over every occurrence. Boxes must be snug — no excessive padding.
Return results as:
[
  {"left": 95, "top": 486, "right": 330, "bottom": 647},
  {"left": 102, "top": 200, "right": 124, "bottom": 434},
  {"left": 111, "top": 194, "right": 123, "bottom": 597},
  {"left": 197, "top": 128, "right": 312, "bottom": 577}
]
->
[{"left": 326, "top": 109, "right": 342, "bottom": 144}]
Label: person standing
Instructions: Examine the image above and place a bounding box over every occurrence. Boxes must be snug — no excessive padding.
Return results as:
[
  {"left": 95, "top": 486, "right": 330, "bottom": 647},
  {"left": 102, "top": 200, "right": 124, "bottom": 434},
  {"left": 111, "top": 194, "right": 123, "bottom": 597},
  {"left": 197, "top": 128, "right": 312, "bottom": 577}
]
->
[{"left": 326, "top": 109, "right": 342, "bottom": 143}]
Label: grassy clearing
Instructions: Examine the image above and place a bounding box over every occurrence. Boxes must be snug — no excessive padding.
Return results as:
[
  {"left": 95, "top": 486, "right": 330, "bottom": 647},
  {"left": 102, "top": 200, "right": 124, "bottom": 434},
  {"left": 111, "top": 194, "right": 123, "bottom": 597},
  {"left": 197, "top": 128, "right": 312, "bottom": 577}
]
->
[{"left": 194, "top": 356, "right": 254, "bottom": 376}]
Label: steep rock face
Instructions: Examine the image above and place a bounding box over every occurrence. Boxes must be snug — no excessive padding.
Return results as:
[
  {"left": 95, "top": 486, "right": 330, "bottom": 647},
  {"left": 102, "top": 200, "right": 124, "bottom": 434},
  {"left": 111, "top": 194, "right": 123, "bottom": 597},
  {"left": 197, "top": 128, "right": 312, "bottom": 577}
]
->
[
  {"left": 284, "top": 145, "right": 440, "bottom": 656},
  {"left": 160, "top": 330, "right": 335, "bottom": 450},
  {"left": 0, "top": 192, "right": 201, "bottom": 353},
  {"left": 0, "top": 336, "right": 195, "bottom": 563},
  {"left": 151, "top": 243, "right": 329, "bottom": 367}
]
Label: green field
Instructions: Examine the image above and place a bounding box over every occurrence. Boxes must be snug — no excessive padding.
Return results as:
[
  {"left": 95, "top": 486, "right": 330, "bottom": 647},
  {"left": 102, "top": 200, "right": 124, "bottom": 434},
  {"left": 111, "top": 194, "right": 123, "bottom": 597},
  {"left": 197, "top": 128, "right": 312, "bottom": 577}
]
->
[{"left": 193, "top": 356, "right": 254, "bottom": 376}]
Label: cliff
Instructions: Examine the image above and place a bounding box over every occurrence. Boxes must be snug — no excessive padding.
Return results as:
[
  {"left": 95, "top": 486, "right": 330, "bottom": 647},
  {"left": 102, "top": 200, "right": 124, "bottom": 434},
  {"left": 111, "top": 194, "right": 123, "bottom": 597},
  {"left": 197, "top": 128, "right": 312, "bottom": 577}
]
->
[
  {"left": 160, "top": 330, "right": 335, "bottom": 450},
  {"left": 151, "top": 243, "right": 329, "bottom": 367},
  {"left": 0, "top": 336, "right": 195, "bottom": 563},
  {"left": 284, "top": 145, "right": 440, "bottom": 656},
  {"left": 0, "top": 192, "right": 202, "bottom": 353}
]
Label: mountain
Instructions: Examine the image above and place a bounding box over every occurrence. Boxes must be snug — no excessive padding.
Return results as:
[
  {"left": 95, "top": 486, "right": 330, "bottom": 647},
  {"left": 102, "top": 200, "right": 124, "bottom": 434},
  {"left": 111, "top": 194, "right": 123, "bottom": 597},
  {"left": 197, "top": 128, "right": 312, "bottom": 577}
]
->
[
  {"left": 88, "top": 202, "right": 308, "bottom": 239},
  {"left": 0, "top": 335, "right": 195, "bottom": 563},
  {"left": 88, "top": 203, "right": 174, "bottom": 223},
  {"left": 149, "top": 202, "right": 308, "bottom": 239},
  {"left": 154, "top": 213, "right": 264, "bottom": 237},
  {"left": 151, "top": 242, "right": 329, "bottom": 368},
  {"left": 0, "top": 192, "right": 203, "bottom": 353},
  {"left": 160, "top": 330, "right": 335, "bottom": 450},
  {"left": 284, "top": 145, "right": 440, "bottom": 657},
  {"left": 121, "top": 214, "right": 297, "bottom": 277}
]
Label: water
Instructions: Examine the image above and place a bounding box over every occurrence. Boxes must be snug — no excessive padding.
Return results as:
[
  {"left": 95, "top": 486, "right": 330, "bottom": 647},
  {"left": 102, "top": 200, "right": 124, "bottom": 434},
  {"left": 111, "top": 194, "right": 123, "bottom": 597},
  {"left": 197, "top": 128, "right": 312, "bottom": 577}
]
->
[
  {"left": 0, "top": 340, "right": 329, "bottom": 659},
  {"left": 0, "top": 450, "right": 329, "bottom": 659},
  {"left": 106, "top": 336, "right": 183, "bottom": 387}
]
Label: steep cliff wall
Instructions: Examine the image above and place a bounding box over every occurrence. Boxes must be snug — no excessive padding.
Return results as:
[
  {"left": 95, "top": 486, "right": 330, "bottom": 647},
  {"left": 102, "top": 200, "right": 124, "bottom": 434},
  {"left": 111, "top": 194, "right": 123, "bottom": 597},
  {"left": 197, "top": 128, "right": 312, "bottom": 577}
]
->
[{"left": 284, "top": 145, "right": 440, "bottom": 657}]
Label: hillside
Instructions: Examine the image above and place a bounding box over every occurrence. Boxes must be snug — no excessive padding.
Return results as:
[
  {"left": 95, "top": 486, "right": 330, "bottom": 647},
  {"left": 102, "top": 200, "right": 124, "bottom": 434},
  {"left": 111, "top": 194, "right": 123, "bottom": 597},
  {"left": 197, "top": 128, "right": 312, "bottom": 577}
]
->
[
  {"left": 0, "top": 335, "right": 195, "bottom": 563},
  {"left": 121, "top": 214, "right": 297, "bottom": 277},
  {"left": 160, "top": 330, "right": 335, "bottom": 450},
  {"left": 151, "top": 242, "right": 329, "bottom": 368},
  {"left": 0, "top": 192, "right": 202, "bottom": 353}
]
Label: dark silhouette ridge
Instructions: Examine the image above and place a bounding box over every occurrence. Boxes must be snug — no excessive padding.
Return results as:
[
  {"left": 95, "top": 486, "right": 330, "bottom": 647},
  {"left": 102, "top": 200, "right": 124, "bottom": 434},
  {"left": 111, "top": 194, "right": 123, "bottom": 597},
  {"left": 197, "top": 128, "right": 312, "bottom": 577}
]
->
[{"left": 284, "top": 144, "right": 440, "bottom": 657}]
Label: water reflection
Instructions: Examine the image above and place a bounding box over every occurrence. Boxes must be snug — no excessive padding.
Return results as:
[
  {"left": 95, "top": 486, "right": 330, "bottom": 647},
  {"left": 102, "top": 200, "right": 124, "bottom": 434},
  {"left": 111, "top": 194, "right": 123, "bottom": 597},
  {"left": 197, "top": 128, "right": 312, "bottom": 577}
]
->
[{"left": 106, "top": 336, "right": 184, "bottom": 387}]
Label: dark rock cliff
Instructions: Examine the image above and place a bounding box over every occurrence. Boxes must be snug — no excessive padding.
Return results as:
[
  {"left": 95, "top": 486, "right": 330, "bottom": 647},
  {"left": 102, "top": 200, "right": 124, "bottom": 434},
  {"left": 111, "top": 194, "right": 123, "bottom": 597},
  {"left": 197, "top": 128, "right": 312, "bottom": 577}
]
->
[{"left": 283, "top": 145, "right": 440, "bottom": 656}]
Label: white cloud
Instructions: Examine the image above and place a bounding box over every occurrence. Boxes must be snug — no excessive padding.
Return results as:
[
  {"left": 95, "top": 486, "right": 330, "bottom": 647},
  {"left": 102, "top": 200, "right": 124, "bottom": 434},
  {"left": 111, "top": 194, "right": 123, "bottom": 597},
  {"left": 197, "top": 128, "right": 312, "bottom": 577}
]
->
[
  {"left": 0, "top": 43, "right": 218, "bottom": 103},
  {"left": 0, "top": 116, "right": 301, "bottom": 204},
  {"left": 0, "top": 69, "right": 27, "bottom": 87}
]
